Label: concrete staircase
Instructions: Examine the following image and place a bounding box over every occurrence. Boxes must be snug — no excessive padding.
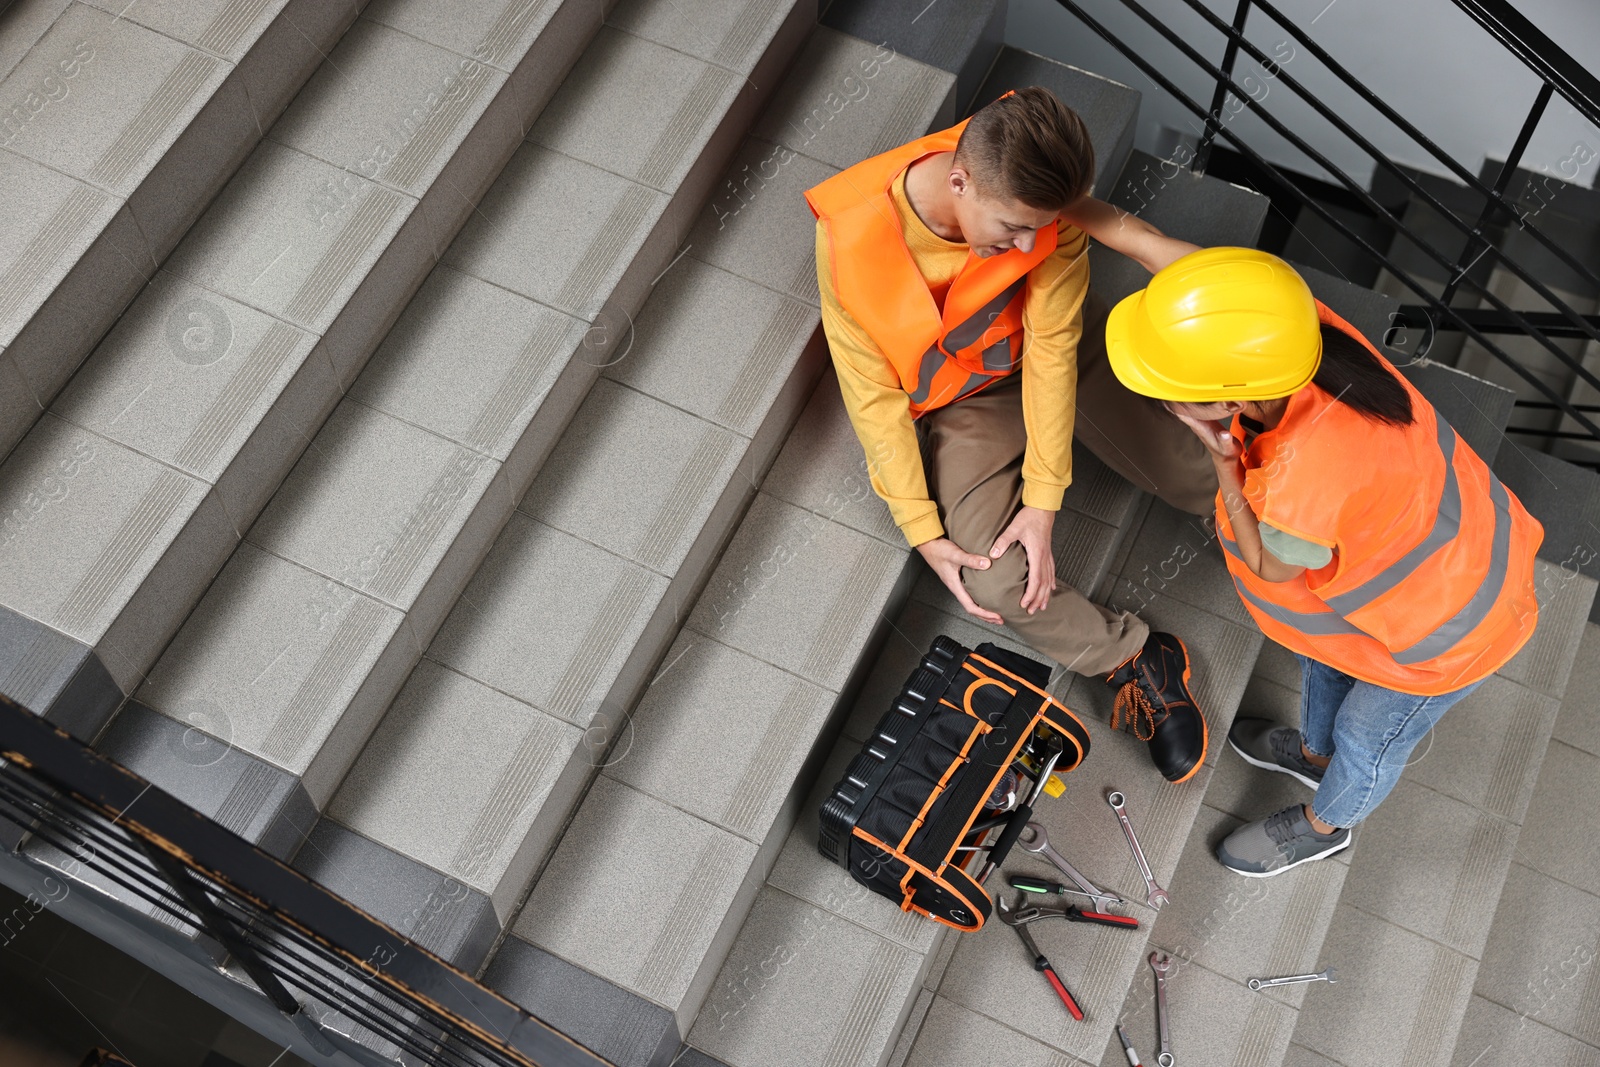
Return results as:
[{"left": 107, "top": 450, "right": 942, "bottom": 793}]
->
[
  {"left": 1, "top": 3, "right": 1597, "bottom": 1067},
  {"left": 0, "top": 0, "right": 366, "bottom": 463}
]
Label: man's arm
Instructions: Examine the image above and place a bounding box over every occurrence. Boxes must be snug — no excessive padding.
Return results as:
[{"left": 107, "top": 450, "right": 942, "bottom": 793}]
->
[
  {"left": 816, "top": 223, "right": 942, "bottom": 546},
  {"left": 1061, "top": 196, "right": 1200, "bottom": 275},
  {"left": 816, "top": 222, "right": 1005, "bottom": 623}
]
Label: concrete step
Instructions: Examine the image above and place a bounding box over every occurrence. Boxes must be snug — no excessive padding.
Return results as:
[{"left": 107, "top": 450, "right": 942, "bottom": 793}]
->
[
  {"left": 0, "top": 0, "right": 364, "bottom": 460},
  {"left": 1449, "top": 621, "right": 1600, "bottom": 1066},
  {"left": 820, "top": 0, "right": 1006, "bottom": 117},
  {"left": 1493, "top": 443, "right": 1600, "bottom": 621},
  {"left": 1092, "top": 148, "right": 1271, "bottom": 305},
  {"left": 0, "top": 0, "right": 599, "bottom": 738},
  {"left": 480, "top": 391, "right": 920, "bottom": 1066},
  {"left": 195, "top": 22, "right": 937, "bottom": 1056},
  {"left": 96, "top": 0, "right": 818, "bottom": 957},
  {"left": 448, "top": 34, "right": 958, "bottom": 1062},
  {"left": 1285, "top": 562, "right": 1597, "bottom": 1067},
  {"left": 688, "top": 604, "right": 1048, "bottom": 1067}
]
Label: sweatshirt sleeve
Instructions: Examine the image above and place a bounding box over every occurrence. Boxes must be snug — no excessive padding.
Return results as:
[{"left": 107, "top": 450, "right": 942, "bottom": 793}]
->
[
  {"left": 1018, "top": 222, "right": 1090, "bottom": 512},
  {"left": 815, "top": 221, "right": 945, "bottom": 547}
]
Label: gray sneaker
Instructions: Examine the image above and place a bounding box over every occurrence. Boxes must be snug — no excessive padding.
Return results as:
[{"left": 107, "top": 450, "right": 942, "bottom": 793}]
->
[
  {"left": 1228, "top": 718, "right": 1326, "bottom": 789},
  {"left": 1216, "top": 804, "right": 1351, "bottom": 877}
]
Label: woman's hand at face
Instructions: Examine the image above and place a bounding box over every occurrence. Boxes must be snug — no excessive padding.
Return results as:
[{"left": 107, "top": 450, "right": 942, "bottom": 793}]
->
[{"left": 1171, "top": 409, "right": 1243, "bottom": 460}]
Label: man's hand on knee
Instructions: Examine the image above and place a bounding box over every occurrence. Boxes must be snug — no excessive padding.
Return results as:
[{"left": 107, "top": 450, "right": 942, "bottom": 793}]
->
[
  {"left": 989, "top": 506, "right": 1057, "bottom": 615},
  {"left": 915, "top": 537, "right": 1004, "bottom": 625}
]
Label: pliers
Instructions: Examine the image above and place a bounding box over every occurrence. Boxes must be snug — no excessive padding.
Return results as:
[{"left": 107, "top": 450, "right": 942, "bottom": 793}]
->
[
  {"left": 996, "top": 895, "right": 1084, "bottom": 1020},
  {"left": 1007, "top": 899, "right": 1142, "bottom": 930}
]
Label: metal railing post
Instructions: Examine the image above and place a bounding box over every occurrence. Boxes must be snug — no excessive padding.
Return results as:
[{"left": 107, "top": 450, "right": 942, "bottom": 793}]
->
[
  {"left": 132, "top": 838, "right": 340, "bottom": 1057},
  {"left": 1438, "top": 81, "right": 1554, "bottom": 306},
  {"left": 1194, "top": 0, "right": 1253, "bottom": 175}
]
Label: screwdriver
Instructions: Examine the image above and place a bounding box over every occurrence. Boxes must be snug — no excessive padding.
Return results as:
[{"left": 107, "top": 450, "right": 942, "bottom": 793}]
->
[
  {"left": 1009, "top": 875, "right": 1103, "bottom": 901},
  {"left": 1116, "top": 1024, "right": 1143, "bottom": 1066}
]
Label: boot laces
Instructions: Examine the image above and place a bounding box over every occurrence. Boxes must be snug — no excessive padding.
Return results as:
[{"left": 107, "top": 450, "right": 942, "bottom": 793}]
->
[{"left": 1110, "top": 682, "right": 1160, "bottom": 742}]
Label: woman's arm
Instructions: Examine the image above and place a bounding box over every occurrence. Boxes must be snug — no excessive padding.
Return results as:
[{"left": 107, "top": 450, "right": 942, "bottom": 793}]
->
[
  {"left": 1173, "top": 413, "right": 1308, "bottom": 584},
  {"left": 1212, "top": 451, "right": 1308, "bottom": 584},
  {"left": 1060, "top": 196, "right": 1200, "bottom": 275}
]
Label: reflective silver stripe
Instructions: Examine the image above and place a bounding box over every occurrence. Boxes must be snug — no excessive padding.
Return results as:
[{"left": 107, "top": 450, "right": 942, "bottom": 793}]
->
[
  {"left": 1322, "top": 416, "right": 1460, "bottom": 616},
  {"left": 1391, "top": 472, "right": 1514, "bottom": 665},
  {"left": 1218, "top": 533, "right": 1367, "bottom": 636},
  {"left": 1232, "top": 575, "right": 1369, "bottom": 636},
  {"left": 907, "top": 347, "right": 946, "bottom": 406},
  {"left": 980, "top": 336, "right": 1014, "bottom": 371},
  {"left": 1219, "top": 470, "right": 1519, "bottom": 663},
  {"left": 908, "top": 279, "right": 1026, "bottom": 405},
  {"left": 950, "top": 369, "right": 994, "bottom": 403},
  {"left": 943, "top": 278, "right": 1024, "bottom": 352}
]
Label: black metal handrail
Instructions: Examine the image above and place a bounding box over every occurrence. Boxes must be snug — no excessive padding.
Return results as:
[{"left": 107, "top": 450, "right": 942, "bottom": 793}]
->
[
  {"left": 1201, "top": 0, "right": 1600, "bottom": 326},
  {"left": 0, "top": 695, "right": 612, "bottom": 1067},
  {"left": 1395, "top": 306, "right": 1600, "bottom": 341},
  {"left": 1050, "top": 0, "right": 1600, "bottom": 445},
  {"left": 1451, "top": 0, "right": 1600, "bottom": 131}
]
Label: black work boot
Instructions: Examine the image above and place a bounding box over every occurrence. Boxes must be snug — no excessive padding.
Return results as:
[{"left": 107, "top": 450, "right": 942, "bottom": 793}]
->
[{"left": 1104, "top": 631, "right": 1208, "bottom": 783}]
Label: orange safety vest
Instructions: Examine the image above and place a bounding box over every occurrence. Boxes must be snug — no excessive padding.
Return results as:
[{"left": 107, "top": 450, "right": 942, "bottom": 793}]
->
[
  {"left": 804, "top": 116, "right": 1058, "bottom": 418},
  {"left": 1216, "top": 303, "right": 1543, "bottom": 695}
]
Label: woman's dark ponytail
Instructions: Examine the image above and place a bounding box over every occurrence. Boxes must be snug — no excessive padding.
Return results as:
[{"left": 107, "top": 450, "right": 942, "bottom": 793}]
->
[{"left": 1312, "top": 324, "right": 1414, "bottom": 426}]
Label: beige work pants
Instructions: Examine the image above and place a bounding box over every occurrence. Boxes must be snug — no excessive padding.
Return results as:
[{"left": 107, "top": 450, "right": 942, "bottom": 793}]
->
[{"left": 920, "top": 290, "right": 1219, "bottom": 677}]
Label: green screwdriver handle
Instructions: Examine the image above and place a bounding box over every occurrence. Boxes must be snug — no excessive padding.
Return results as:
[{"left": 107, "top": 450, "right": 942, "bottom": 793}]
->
[{"left": 1010, "top": 876, "right": 1062, "bottom": 894}]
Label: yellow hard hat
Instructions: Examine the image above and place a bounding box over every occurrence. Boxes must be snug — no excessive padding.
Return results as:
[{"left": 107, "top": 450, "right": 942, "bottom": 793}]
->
[{"left": 1104, "top": 247, "right": 1322, "bottom": 403}]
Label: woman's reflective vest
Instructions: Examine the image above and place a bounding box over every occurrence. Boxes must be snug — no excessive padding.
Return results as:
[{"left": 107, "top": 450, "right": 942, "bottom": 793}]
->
[
  {"left": 1217, "top": 304, "right": 1544, "bottom": 696},
  {"left": 804, "top": 119, "right": 1057, "bottom": 418}
]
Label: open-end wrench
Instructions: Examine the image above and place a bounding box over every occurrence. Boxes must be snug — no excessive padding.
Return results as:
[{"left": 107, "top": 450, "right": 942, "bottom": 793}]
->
[
  {"left": 1107, "top": 790, "right": 1171, "bottom": 911},
  {"left": 1248, "top": 966, "right": 1336, "bottom": 991},
  {"left": 1017, "top": 821, "right": 1127, "bottom": 913},
  {"left": 1149, "top": 951, "right": 1175, "bottom": 1067}
]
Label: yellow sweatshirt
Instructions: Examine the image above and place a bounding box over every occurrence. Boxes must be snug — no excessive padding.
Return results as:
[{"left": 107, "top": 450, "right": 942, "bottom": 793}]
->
[{"left": 815, "top": 166, "right": 1091, "bottom": 547}]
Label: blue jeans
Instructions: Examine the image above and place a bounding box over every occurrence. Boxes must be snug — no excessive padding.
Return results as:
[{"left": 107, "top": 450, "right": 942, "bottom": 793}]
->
[{"left": 1298, "top": 656, "right": 1485, "bottom": 828}]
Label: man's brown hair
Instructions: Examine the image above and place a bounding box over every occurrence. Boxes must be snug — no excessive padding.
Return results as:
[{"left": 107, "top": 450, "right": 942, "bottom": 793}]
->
[{"left": 953, "top": 86, "right": 1095, "bottom": 211}]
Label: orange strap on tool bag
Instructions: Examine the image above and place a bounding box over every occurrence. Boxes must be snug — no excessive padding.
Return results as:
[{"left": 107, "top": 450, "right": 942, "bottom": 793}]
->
[{"left": 818, "top": 636, "right": 1090, "bottom": 931}]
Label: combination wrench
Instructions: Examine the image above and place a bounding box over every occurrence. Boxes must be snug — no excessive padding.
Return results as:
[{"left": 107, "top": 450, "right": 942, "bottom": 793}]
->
[
  {"left": 1018, "top": 821, "right": 1127, "bottom": 913},
  {"left": 1248, "top": 966, "right": 1336, "bottom": 991},
  {"left": 1107, "top": 791, "right": 1171, "bottom": 911},
  {"left": 1148, "top": 951, "right": 1175, "bottom": 1067}
]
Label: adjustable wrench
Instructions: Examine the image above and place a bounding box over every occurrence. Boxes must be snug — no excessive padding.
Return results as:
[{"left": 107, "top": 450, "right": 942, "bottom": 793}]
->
[
  {"left": 1107, "top": 791, "right": 1171, "bottom": 911},
  {"left": 1018, "top": 821, "right": 1127, "bottom": 913},
  {"left": 1149, "top": 951, "right": 1175, "bottom": 1067}
]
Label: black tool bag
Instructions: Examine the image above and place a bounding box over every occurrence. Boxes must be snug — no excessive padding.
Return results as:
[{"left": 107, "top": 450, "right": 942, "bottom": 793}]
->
[{"left": 817, "top": 636, "right": 1090, "bottom": 931}]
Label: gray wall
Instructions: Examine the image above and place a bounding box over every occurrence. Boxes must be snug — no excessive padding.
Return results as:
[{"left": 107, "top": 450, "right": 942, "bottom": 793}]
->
[{"left": 1005, "top": 0, "right": 1600, "bottom": 188}]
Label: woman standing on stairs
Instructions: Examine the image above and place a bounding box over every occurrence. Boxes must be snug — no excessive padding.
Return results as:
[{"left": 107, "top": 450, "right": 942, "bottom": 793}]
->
[{"left": 1102, "top": 247, "right": 1545, "bottom": 876}]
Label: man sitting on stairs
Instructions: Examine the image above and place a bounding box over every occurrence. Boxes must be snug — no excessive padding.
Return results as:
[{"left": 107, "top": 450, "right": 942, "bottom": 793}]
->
[{"left": 805, "top": 87, "right": 1214, "bottom": 783}]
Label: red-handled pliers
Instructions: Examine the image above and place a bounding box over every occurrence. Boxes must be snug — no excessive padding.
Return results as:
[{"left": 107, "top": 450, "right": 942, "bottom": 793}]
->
[
  {"left": 1013, "top": 900, "right": 1142, "bottom": 930},
  {"left": 998, "top": 896, "right": 1084, "bottom": 1020}
]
